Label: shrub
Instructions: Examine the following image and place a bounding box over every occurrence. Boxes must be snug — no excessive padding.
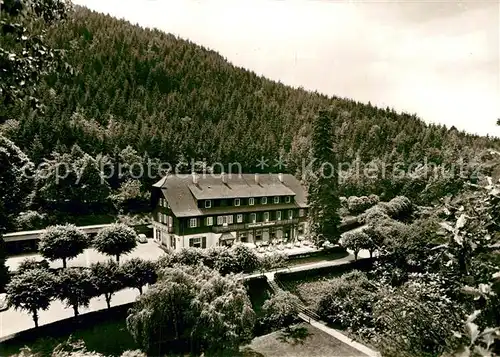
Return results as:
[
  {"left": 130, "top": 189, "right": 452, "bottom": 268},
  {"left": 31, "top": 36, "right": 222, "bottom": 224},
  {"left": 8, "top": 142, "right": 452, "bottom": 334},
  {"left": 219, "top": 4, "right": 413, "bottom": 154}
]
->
[
  {"left": 175, "top": 247, "right": 205, "bottom": 266},
  {"left": 362, "top": 205, "right": 390, "bottom": 224},
  {"left": 261, "top": 290, "right": 301, "bottom": 330},
  {"left": 17, "top": 258, "right": 50, "bottom": 273},
  {"left": 347, "top": 195, "right": 380, "bottom": 214},
  {"left": 231, "top": 244, "right": 259, "bottom": 273},
  {"left": 316, "top": 271, "right": 376, "bottom": 335},
  {"left": 15, "top": 210, "right": 47, "bottom": 230}
]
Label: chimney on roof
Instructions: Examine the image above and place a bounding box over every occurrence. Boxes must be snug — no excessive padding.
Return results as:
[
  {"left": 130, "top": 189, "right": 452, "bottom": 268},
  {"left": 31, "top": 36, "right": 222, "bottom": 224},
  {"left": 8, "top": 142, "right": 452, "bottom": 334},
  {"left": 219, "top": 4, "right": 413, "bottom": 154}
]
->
[
  {"left": 278, "top": 173, "right": 283, "bottom": 183},
  {"left": 192, "top": 172, "right": 199, "bottom": 184},
  {"left": 254, "top": 173, "right": 260, "bottom": 185},
  {"left": 221, "top": 172, "right": 227, "bottom": 184}
]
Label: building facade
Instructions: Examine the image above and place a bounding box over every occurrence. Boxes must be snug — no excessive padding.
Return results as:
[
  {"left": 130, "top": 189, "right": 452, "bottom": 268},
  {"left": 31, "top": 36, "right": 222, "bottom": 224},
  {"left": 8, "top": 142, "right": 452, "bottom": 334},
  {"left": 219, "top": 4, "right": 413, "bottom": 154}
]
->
[{"left": 151, "top": 173, "right": 308, "bottom": 251}]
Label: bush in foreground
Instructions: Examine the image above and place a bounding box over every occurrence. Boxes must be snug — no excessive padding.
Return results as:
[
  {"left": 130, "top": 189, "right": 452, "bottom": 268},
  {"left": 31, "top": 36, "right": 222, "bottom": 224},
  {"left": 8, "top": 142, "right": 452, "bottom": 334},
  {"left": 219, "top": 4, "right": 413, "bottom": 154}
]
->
[
  {"left": 127, "top": 265, "right": 255, "bottom": 356},
  {"left": 261, "top": 290, "right": 301, "bottom": 330}
]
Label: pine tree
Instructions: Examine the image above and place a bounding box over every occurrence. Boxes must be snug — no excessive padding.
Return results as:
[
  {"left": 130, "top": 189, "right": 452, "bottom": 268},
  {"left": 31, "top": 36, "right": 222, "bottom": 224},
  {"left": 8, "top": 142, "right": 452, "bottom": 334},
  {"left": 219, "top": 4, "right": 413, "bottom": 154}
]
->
[{"left": 307, "top": 108, "right": 341, "bottom": 246}]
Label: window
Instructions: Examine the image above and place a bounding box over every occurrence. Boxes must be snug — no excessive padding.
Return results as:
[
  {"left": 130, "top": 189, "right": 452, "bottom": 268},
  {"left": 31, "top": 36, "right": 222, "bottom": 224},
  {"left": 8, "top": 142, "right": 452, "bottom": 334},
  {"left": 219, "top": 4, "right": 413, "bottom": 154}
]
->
[
  {"left": 189, "top": 218, "right": 197, "bottom": 228},
  {"left": 189, "top": 237, "right": 205, "bottom": 248},
  {"left": 276, "top": 211, "right": 282, "bottom": 221},
  {"left": 264, "top": 212, "right": 269, "bottom": 222},
  {"left": 206, "top": 217, "right": 213, "bottom": 226},
  {"left": 299, "top": 209, "right": 305, "bottom": 217},
  {"left": 163, "top": 214, "right": 168, "bottom": 224},
  {"left": 249, "top": 197, "right": 255, "bottom": 205},
  {"left": 159, "top": 198, "right": 163, "bottom": 207},
  {"left": 222, "top": 216, "right": 227, "bottom": 225},
  {"left": 274, "top": 196, "right": 279, "bottom": 204},
  {"left": 234, "top": 198, "right": 240, "bottom": 206},
  {"left": 168, "top": 216, "right": 173, "bottom": 227},
  {"left": 228, "top": 215, "right": 234, "bottom": 224},
  {"left": 285, "top": 196, "right": 291, "bottom": 203},
  {"left": 204, "top": 200, "right": 211, "bottom": 208},
  {"left": 217, "top": 216, "right": 223, "bottom": 225},
  {"left": 237, "top": 214, "right": 243, "bottom": 223},
  {"left": 157, "top": 212, "right": 161, "bottom": 222},
  {"left": 288, "top": 210, "right": 293, "bottom": 219},
  {"left": 261, "top": 197, "right": 267, "bottom": 205},
  {"left": 250, "top": 213, "right": 257, "bottom": 223}
]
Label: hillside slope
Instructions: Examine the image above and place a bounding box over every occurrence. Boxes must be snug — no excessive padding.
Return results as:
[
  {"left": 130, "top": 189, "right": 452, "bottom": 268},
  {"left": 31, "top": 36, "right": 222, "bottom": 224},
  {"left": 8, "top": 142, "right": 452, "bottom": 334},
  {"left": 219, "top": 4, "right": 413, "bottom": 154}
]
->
[{"left": 2, "top": 6, "right": 498, "bottom": 199}]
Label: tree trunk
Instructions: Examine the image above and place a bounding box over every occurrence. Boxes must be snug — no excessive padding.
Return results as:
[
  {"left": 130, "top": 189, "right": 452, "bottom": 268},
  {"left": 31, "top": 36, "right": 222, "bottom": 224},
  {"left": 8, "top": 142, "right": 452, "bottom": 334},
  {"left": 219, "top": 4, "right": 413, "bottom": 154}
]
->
[
  {"left": 354, "top": 251, "right": 358, "bottom": 261},
  {"left": 62, "top": 258, "right": 67, "bottom": 268},
  {"left": 139, "top": 286, "right": 143, "bottom": 295},
  {"left": 32, "top": 310, "right": 39, "bottom": 328},
  {"left": 105, "top": 294, "right": 111, "bottom": 309},
  {"left": 73, "top": 305, "right": 79, "bottom": 316},
  {"left": 116, "top": 255, "right": 120, "bottom": 264},
  {"left": 369, "top": 250, "right": 373, "bottom": 258}
]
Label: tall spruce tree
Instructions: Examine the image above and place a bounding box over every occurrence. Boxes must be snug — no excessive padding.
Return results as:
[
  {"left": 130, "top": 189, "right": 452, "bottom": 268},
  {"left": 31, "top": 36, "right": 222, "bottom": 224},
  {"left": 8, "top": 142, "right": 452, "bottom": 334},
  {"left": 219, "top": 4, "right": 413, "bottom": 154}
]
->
[{"left": 307, "top": 108, "right": 341, "bottom": 246}]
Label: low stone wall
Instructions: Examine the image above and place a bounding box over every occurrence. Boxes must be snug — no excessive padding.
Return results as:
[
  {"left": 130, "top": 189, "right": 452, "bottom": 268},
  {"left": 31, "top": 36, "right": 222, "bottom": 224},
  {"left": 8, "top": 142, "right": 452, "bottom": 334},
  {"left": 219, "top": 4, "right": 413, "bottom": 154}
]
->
[{"left": 0, "top": 303, "right": 134, "bottom": 349}]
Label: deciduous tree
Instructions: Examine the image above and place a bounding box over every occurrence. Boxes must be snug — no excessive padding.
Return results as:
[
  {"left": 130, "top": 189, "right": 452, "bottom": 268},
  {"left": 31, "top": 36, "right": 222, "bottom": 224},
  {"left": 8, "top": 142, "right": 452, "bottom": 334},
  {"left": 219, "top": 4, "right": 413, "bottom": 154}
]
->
[
  {"left": 90, "top": 260, "right": 124, "bottom": 309},
  {"left": 38, "top": 224, "right": 89, "bottom": 268},
  {"left": 122, "top": 258, "right": 157, "bottom": 294},
  {"left": 6, "top": 268, "right": 56, "bottom": 327},
  {"left": 56, "top": 268, "right": 95, "bottom": 316},
  {"left": 92, "top": 224, "right": 137, "bottom": 263}
]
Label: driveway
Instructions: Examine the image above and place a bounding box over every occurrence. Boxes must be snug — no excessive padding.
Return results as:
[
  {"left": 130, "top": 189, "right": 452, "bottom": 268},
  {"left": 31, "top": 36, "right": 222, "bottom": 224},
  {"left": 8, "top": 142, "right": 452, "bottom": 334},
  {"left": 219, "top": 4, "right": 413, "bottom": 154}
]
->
[{"left": 6, "top": 239, "right": 164, "bottom": 272}]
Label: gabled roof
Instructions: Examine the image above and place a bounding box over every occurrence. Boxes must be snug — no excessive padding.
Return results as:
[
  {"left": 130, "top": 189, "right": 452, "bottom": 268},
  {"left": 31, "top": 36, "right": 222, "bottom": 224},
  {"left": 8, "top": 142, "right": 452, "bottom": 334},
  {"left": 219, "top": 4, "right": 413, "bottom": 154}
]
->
[{"left": 153, "top": 173, "right": 308, "bottom": 217}]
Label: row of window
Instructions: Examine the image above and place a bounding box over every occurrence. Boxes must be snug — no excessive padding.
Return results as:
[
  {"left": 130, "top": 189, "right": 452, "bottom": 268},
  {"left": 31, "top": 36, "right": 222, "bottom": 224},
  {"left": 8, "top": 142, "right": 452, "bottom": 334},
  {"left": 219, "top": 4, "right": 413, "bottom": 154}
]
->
[
  {"left": 159, "top": 198, "right": 170, "bottom": 209},
  {"left": 188, "top": 209, "right": 304, "bottom": 228},
  {"left": 203, "top": 195, "right": 291, "bottom": 209}
]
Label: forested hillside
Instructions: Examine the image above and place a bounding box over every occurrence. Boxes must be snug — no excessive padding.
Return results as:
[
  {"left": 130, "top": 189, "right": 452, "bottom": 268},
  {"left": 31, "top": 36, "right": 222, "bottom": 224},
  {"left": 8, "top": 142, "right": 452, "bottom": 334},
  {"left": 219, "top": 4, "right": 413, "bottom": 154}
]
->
[{"left": 1, "top": 5, "right": 500, "bottom": 228}]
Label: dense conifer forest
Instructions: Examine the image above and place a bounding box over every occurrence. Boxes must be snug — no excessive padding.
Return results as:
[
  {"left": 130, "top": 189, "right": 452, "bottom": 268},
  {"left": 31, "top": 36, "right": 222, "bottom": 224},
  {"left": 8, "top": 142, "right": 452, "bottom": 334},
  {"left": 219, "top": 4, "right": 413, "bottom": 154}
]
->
[{"left": 2, "top": 5, "right": 500, "bottom": 226}]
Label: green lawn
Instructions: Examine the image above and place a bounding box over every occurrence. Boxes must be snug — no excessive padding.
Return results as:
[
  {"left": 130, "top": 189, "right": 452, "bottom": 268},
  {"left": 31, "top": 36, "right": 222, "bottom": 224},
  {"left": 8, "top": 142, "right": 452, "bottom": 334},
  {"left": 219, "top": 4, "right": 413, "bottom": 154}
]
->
[
  {"left": 242, "top": 323, "right": 367, "bottom": 357},
  {"left": 0, "top": 317, "right": 138, "bottom": 357}
]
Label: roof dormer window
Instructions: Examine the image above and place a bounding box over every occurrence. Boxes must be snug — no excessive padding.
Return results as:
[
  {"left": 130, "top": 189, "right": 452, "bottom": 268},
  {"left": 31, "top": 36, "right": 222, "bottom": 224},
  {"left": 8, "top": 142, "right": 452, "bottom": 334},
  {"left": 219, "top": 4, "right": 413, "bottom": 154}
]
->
[
  {"left": 204, "top": 200, "right": 211, "bottom": 208},
  {"left": 285, "top": 196, "right": 291, "bottom": 203},
  {"left": 261, "top": 197, "right": 267, "bottom": 205}
]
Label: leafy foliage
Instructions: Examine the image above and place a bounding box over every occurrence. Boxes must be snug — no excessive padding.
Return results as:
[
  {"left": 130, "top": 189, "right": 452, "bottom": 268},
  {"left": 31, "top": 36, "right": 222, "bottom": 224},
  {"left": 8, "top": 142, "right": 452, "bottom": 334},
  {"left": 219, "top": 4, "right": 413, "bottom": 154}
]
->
[
  {"left": 15, "top": 210, "right": 47, "bottom": 230},
  {"left": 346, "top": 194, "right": 379, "bottom": 214},
  {"left": 261, "top": 290, "right": 301, "bottom": 330},
  {"left": 55, "top": 267, "right": 95, "bottom": 316},
  {"left": 17, "top": 258, "right": 50, "bottom": 273},
  {"left": 307, "top": 109, "right": 341, "bottom": 246},
  {"left": 38, "top": 224, "right": 90, "bottom": 268},
  {"left": 127, "top": 265, "right": 255, "bottom": 355},
  {"left": 92, "top": 223, "right": 137, "bottom": 263},
  {"left": 316, "top": 271, "right": 376, "bottom": 337},
  {"left": 0, "top": 0, "right": 71, "bottom": 113},
  {"left": 121, "top": 258, "right": 157, "bottom": 294},
  {"left": 6, "top": 268, "right": 56, "bottom": 327},
  {"left": 89, "top": 260, "right": 124, "bottom": 309},
  {"left": 340, "top": 230, "right": 373, "bottom": 260}
]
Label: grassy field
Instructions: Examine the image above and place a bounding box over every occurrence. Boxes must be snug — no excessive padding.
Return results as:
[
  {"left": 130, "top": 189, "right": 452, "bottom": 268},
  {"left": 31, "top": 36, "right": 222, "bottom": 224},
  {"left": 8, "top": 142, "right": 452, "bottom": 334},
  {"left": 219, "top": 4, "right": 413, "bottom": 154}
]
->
[
  {"left": 242, "top": 322, "right": 367, "bottom": 357},
  {"left": 0, "top": 317, "right": 138, "bottom": 357}
]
